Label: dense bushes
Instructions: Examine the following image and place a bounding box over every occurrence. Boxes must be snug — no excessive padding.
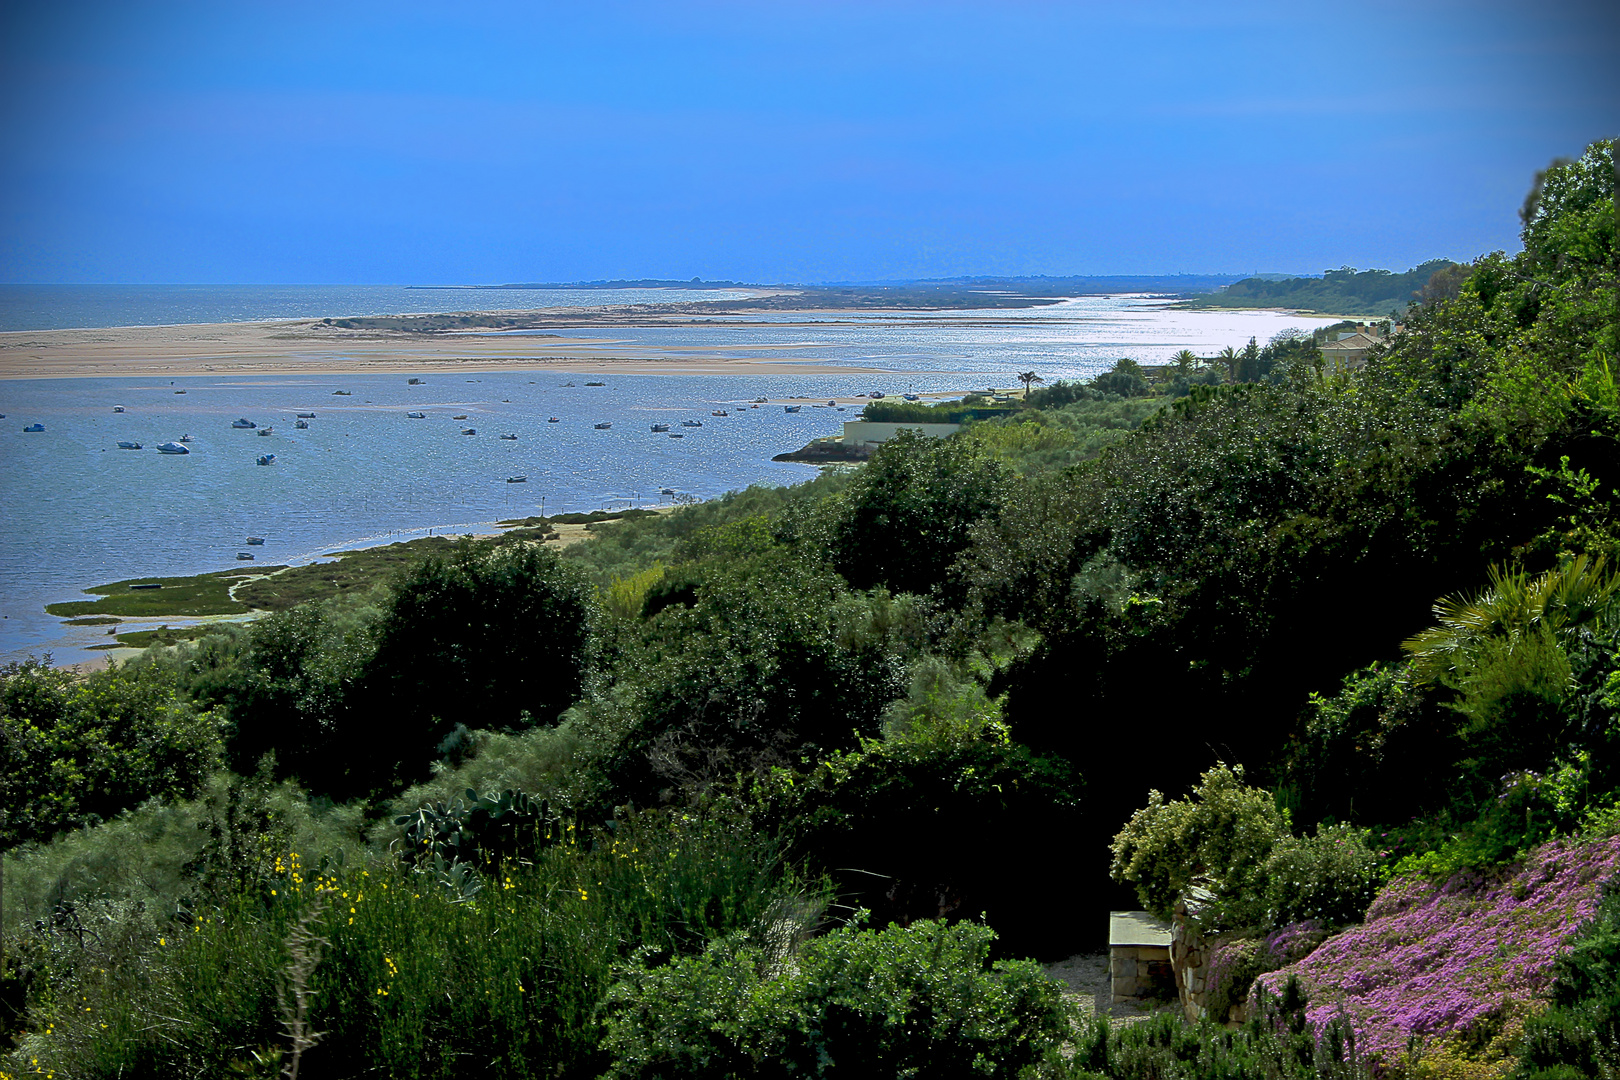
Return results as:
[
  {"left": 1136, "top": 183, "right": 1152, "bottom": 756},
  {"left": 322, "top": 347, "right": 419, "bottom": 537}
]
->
[
  {"left": 1, "top": 658, "right": 222, "bottom": 846},
  {"left": 601, "top": 919, "right": 1067, "bottom": 1079}
]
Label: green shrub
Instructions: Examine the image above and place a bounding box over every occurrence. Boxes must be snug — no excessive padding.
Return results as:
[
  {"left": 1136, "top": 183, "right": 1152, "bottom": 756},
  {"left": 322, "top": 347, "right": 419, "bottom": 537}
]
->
[
  {"left": 1263, "top": 823, "right": 1383, "bottom": 927},
  {"left": 600, "top": 919, "right": 1069, "bottom": 1079},
  {"left": 1109, "top": 763, "right": 1289, "bottom": 926}
]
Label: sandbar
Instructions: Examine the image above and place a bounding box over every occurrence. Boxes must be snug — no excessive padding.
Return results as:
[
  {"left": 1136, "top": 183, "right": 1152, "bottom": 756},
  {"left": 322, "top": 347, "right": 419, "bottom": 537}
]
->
[{"left": 0, "top": 305, "right": 900, "bottom": 381}]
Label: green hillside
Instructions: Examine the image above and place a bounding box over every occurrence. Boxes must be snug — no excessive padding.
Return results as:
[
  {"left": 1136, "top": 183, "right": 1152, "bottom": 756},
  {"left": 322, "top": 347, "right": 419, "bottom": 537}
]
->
[{"left": 1181, "top": 258, "right": 1462, "bottom": 316}]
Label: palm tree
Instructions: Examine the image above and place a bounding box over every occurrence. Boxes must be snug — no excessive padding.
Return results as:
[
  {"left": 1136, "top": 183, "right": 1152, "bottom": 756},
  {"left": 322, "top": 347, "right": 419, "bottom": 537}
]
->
[
  {"left": 1172, "top": 349, "right": 1198, "bottom": 376},
  {"left": 1216, "top": 346, "right": 1239, "bottom": 384},
  {"left": 1016, "top": 371, "right": 1044, "bottom": 394}
]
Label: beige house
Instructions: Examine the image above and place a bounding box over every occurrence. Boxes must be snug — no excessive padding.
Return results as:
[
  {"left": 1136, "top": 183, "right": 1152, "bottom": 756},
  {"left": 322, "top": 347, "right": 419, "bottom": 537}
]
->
[{"left": 1319, "top": 321, "right": 1401, "bottom": 371}]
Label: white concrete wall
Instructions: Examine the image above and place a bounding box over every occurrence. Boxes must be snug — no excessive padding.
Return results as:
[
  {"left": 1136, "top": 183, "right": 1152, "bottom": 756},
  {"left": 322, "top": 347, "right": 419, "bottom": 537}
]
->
[{"left": 841, "top": 421, "right": 962, "bottom": 447}]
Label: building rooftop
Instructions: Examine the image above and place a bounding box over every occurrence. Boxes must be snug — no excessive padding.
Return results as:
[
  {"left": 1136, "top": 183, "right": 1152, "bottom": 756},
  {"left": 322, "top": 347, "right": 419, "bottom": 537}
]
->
[{"left": 1109, "top": 910, "right": 1172, "bottom": 948}]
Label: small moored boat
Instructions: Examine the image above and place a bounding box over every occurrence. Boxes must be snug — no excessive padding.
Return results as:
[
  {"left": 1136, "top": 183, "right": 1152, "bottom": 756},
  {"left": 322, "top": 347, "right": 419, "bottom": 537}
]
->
[
  {"left": 408, "top": 378, "right": 423, "bottom": 385},
  {"left": 296, "top": 412, "right": 316, "bottom": 418},
  {"left": 257, "top": 427, "right": 273, "bottom": 436},
  {"left": 660, "top": 487, "right": 675, "bottom": 495},
  {"left": 294, "top": 420, "right": 309, "bottom": 429},
  {"left": 668, "top": 432, "right": 684, "bottom": 439},
  {"left": 870, "top": 392, "right": 886, "bottom": 399},
  {"left": 246, "top": 536, "right": 265, "bottom": 545},
  {"left": 236, "top": 552, "right": 255, "bottom": 560},
  {"left": 499, "top": 433, "right": 517, "bottom": 440},
  {"left": 406, "top": 412, "right": 426, "bottom": 419},
  {"left": 232, "top": 418, "right": 257, "bottom": 428},
  {"left": 113, "top": 405, "right": 125, "bottom": 413},
  {"left": 783, "top": 405, "right": 801, "bottom": 413},
  {"left": 157, "top": 441, "right": 189, "bottom": 454},
  {"left": 178, "top": 434, "right": 192, "bottom": 443},
  {"left": 117, "top": 441, "right": 142, "bottom": 450},
  {"left": 594, "top": 422, "right": 612, "bottom": 430},
  {"left": 681, "top": 419, "right": 702, "bottom": 427},
  {"left": 452, "top": 415, "right": 468, "bottom": 420},
  {"left": 460, "top": 428, "right": 477, "bottom": 435},
  {"left": 651, "top": 424, "right": 670, "bottom": 432},
  {"left": 257, "top": 454, "right": 275, "bottom": 465},
  {"left": 903, "top": 394, "right": 920, "bottom": 401},
  {"left": 506, "top": 475, "right": 527, "bottom": 483},
  {"left": 23, "top": 423, "right": 44, "bottom": 432},
  {"left": 548, "top": 417, "right": 560, "bottom": 423},
  {"left": 753, "top": 397, "right": 767, "bottom": 403},
  {"left": 174, "top": 389, "right": 186, "bottom": 394},
  {"left": 332, "top": 390, "right": 351, "bottom": 395},
  {"left": 711, "top": 410, "right": 728, "bottom": 417}
]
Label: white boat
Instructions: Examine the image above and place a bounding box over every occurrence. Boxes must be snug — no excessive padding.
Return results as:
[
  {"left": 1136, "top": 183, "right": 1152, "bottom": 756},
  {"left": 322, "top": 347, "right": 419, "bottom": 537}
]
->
[
  {"left": 406, "top": 411, "right": 426, "bottom": 419},
  {"left": 712, "top": 410, "right": 728, "bottom": 417},
  {"left": 23, "top": 423, "right": 44, "bottom": 432},
  {"left": 506, "top": 475, "right": 527, "bottom": 483},
  {"left": 157, "top": 441, "right": 189, "bottom": 454},
  {"left": 594, "top": 422, "right": 612, "bottom": 430},
  {"left": 257, "top": 427, "right": 273, "bottom": 436},
  {"left": 294, "top": 420, "right": 309, "bottom": 429},
  {"left": 236, "top": 552, "right": 255, "bottom": 560},
  {"left": 245, "top": 536, "right": 265, "bottom": 545},
  {"left": 257, "top": 454, "right": 275, "bottom": 465},
  {"left": 117, "top": 441, "right": 142, "bottom": 450},
  {"left": 232, "top": 418, "right": 257, "bottom": 428},
  {"left": 178, "top": 434, "right": 192, "bottom": 443},
  {"left": 113, "top": 405, "right": 125, "bottom": 413},
  {"left": 651, "top": 424, "right": 670, "bottom": 432}
]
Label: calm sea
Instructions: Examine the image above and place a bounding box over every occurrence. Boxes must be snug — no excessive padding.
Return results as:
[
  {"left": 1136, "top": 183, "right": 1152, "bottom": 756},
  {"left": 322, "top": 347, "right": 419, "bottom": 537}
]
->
[{"left": 0, "top": 288, "right": 1337, "bottom": 663}]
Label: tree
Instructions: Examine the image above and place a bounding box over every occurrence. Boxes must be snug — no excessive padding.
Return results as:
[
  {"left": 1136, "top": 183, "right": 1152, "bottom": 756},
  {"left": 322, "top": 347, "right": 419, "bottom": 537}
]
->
[
  {"left": 1172, "top": 349, "right": 1198, "bottom": 377},
  {"left": 362, "top": 541, "right": 598, "bottom": 786},
  {"left": 1092, "top": 357, "right": 1149, "bottom": 397},
  {"left": 1017, "top": 371, "right": 1044, "bottom": 393}
]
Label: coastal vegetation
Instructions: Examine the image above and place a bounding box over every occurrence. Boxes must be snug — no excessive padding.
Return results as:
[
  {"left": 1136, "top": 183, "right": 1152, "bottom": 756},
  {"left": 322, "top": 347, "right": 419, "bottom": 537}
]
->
[
  {"left": 2, "top": 138, "right": 1616, "bottom": 1077},
  {"left": 1180, "top": 259, "right": 1464, "bottom": 317}
]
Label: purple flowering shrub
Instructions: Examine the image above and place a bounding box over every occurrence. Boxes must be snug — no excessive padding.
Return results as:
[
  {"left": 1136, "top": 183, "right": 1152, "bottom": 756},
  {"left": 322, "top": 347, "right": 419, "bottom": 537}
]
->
[{"left": 1255, "top": 835, "right": 1620, "bottom": 1067}]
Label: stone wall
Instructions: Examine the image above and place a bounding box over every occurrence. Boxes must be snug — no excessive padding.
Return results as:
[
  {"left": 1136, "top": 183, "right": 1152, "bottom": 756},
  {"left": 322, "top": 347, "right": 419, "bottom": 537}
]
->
[
  {"left": 1168, "top": 896, "right": 1212, "bottom": 1021},
  {"left": 1109, "top": 944, "right": 1173, "bottom": 1005}
]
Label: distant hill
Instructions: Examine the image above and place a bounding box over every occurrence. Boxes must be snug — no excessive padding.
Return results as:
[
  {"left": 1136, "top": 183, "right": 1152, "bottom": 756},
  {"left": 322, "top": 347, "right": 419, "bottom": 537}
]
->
[{"left": 1180, "top": 259, "right": 1461, "bottom": 317}]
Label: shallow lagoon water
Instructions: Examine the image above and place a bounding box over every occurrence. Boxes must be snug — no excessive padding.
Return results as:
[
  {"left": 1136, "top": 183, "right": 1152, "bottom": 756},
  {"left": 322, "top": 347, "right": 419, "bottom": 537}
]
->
[{"left": 0, "top": 295, "right": 1339, "bottom": 663}]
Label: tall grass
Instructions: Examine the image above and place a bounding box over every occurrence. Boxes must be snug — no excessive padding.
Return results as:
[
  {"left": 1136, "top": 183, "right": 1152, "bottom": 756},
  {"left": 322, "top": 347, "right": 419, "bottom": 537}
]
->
[{"left": 7, "top": 810, "right": 821, "bottom": 1080}]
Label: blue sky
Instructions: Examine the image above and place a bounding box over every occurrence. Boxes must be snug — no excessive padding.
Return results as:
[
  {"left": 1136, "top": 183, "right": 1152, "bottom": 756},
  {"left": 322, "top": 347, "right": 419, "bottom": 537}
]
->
[{"left": 1, "top": 1, "right": 1615, "bottom": 284}]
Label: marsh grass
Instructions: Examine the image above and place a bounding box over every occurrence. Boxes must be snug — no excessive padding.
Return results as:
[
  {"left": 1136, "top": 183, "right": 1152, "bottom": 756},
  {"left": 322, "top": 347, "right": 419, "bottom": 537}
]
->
[{"left": 44, "top": 572, "right": 263, "bottom": 619}]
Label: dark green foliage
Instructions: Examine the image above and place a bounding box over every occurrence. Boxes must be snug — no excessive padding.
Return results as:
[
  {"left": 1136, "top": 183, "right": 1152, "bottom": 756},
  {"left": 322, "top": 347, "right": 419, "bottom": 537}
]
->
[
  {"left": 776, "top": 733, "right": 1083, "bottom": 957},
  {"left": 0, "top": 658, "right": 222, "bottom": 846},
  {"left": 1093, "top": 357, "right": 1150, "bottom": 397},
  {"left": 600, "top": 919, "right": 1069, "bottom": 1079},
  {"left": 583, "top": 561, "right": 916, "bottom": 807},
  {"left": 817, "top": 429, "right": 1005, "bottom": 597},
  {"left": 368, "top": 540, "right": 597, "bottom": 735}
]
